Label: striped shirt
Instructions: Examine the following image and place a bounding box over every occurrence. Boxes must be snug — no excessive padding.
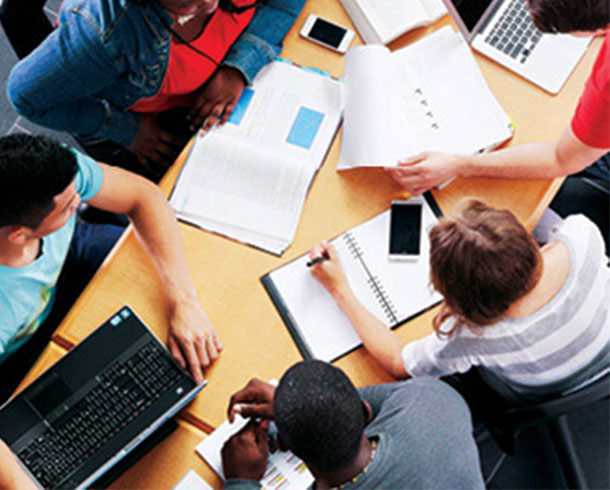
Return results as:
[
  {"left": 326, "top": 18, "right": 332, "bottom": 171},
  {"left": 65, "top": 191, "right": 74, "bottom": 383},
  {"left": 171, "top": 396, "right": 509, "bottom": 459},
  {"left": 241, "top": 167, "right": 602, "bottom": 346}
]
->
[{"left": 402, "top": 215, "right": 610, "bottom": 392}]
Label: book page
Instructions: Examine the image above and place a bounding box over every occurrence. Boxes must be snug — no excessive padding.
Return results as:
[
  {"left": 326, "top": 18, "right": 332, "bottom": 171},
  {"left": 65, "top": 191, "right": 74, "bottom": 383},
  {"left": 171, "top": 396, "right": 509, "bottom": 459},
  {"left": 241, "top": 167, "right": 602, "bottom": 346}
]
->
[
  {"left": 196, "top": 414, "right": 313, "bottom": 490},
  {"left": 170, "top": 61, "right": 343, "bottom": 255},
  {"left": 392, "top": 27, "right": 513, "bottom": 156},
  {"left": 357, "top": 0, "right": 429, "bottom": 43},
  {"left": 337, "top": 45, "right": 406, "bottom": 170}
]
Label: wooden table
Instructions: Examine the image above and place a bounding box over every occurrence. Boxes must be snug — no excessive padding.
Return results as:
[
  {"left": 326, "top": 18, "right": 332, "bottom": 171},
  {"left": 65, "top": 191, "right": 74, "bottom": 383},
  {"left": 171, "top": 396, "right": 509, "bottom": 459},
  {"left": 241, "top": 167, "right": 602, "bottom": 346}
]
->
[{"left": 16, "top": 0, "right": 602, "bottom": 486}]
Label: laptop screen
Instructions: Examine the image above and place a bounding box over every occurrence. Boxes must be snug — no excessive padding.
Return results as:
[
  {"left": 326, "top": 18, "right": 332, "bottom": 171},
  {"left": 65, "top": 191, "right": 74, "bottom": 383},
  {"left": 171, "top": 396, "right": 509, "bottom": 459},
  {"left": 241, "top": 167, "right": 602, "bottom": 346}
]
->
[{"left": 449, "top": 0, "right": 494, "bottom": 32}]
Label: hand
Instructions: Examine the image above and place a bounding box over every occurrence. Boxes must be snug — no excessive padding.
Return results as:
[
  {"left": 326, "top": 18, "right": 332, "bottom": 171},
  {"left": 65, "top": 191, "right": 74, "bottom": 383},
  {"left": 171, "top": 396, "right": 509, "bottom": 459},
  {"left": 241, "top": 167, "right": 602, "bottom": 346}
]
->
[
  {"left": 222, "top": 420, "right": 270, "bottom": 481},
  {"left": 384, "top": 152, "right": 463, "bottom": 195},
  {"left": 228, "top": 378, "right": 276, "bottom": 423},
  {"left": 167, "top": 301, "right": 223, "bottom": 383},
  {"left": 128, "top": 113, "right": 184, "bottom": 170},
  {"left": 309, "top": 241, "right": 350, "bottom": 299},
  {"left": 0, "top": 439, "right": 36, "bottom": 489},
  {"left": 187, "top": 66, "right": 247, "bottom": 133}
]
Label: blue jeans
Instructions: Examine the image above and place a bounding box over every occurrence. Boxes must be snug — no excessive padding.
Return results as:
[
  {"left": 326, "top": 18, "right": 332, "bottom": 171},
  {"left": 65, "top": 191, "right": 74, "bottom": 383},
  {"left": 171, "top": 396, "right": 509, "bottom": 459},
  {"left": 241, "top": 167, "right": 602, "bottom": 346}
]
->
[
  {"left": 0, "top": 220, "right": 124, "bottom": 403},
  {"left": 551, "top": 153, "right": 609, "bottom": 256}
]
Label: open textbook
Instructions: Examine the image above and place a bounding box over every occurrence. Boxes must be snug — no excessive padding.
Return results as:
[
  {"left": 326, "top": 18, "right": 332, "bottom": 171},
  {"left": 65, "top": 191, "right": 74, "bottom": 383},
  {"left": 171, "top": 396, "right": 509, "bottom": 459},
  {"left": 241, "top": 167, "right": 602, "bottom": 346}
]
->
[
  {"left": 340, "top": 0, "right": 447, "bottom": 45},
  {"left": 196, "top": 408, "right": 314, "bottom": 490},
  {"left": 338, "top": 27, "right": 514, "bottom": 170},
  {"left": 170, "top": 60, "right": 343, "bottom": 256},
  {"left": 261, "top": 195, "right": 443, "bottom": 363}
]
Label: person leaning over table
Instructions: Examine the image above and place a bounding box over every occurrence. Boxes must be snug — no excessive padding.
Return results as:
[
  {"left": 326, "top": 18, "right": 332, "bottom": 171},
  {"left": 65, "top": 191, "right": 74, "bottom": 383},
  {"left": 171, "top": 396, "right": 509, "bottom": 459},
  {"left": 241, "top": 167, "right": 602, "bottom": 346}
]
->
[
  {"left": 386, "top": 0, "right": 610, "bottom": 255},
  {"left": 220, "top": 360, "right": 485, "bottom": 490},
  {"left": 4, "top": 0, "right": 306, "bottom": 182},
  {"left": 309, "top": 199, "right": 609, "bottom": 401},
  {"left": 0, "top": 134, "right": 220, "bottom": 404}
]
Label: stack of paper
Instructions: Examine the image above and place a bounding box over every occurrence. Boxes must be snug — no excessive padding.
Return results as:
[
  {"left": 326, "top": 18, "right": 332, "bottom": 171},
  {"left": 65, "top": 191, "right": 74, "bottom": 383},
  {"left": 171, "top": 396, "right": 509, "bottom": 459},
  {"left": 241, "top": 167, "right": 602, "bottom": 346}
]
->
[
  {"left": 170, "top": 61, "right": 343, "bottom": 256},
  {"left": 338, "top": 27, "right": 514, "bottom": 170},
  {"left": 340, "top": 0, "right": 447, "bottom": 45}
]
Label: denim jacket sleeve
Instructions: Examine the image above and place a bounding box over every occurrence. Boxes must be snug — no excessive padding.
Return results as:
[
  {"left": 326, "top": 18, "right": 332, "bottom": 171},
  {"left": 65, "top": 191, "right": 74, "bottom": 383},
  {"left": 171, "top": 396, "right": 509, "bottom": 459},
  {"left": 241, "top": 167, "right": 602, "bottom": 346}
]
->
[
  {"left": 224, "top": 478, "right": 263, "bottom": 490},
  {"left": 222, "top": 0, "right": 306, "bottom": 84},
  {"left": 6, "top": 12, "right": 141, "bottom": 147}
]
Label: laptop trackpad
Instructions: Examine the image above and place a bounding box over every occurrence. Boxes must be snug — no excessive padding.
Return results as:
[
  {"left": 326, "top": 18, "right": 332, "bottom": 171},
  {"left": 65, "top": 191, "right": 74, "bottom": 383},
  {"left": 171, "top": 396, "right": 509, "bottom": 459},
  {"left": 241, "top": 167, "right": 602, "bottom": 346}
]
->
[
  {"left": 27, "top": 372, "right": 72, "bottom": 418},
  {"left": 0, "top": 396, "right": 41, "bottom": 445}
]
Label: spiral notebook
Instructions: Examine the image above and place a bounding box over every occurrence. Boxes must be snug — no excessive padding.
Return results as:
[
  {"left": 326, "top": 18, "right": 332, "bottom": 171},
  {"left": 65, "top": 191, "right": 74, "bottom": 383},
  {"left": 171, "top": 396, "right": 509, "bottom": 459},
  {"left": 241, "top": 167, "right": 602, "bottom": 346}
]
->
[{"left": 261, "top": 194, "right": 443, "bottom": 362}]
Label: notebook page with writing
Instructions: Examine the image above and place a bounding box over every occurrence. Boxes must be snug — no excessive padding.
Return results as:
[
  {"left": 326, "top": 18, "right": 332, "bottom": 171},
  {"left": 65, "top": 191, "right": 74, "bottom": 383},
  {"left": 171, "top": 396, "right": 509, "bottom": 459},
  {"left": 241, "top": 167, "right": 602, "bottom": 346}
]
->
[{"left": 262, "top": 198, "right": 441, "bottom": 362}]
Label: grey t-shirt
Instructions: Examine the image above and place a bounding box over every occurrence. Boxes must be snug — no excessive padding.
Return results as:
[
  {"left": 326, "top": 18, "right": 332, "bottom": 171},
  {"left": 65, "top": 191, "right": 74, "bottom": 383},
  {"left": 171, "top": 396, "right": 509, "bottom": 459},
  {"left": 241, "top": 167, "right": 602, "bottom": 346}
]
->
[{"left": 225, "top": 378, "right": 484, "bottom": 490}]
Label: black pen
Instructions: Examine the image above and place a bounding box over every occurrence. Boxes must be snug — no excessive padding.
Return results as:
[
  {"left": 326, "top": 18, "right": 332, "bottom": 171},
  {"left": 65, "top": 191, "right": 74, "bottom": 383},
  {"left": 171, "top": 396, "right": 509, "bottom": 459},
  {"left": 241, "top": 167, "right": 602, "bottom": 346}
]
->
[{"left": 306, "top": 253, "right": 330, "bottom": 268}]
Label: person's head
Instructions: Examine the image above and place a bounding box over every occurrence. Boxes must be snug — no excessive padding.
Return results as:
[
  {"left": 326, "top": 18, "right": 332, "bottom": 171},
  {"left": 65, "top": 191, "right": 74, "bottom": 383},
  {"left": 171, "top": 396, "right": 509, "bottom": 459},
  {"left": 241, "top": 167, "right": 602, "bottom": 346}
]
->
[
  {"left": 0, "top": 134, "right": 79, "bottom": 242},
  {"left": 273, "top": 360, "right": 368, "bottom": 474},
  {"left": 527, "top": 0, "right": 609, "bottom": 34},
  {"left": 429, "top": 199, "right": 542, "bottom": 336}
]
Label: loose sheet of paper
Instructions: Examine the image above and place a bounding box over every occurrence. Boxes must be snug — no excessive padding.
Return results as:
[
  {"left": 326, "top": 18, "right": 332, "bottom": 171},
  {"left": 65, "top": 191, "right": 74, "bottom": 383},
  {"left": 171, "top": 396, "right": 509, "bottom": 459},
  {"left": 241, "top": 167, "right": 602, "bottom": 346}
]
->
[
  {"left": 171, "top": 61, "right": 343, "bottom": 255},
  {"left": 173, "top": 470, "right": 214, "bottom": 490},
  {"left": 338, "top": 27, "right": 513, "bottom": 170}
]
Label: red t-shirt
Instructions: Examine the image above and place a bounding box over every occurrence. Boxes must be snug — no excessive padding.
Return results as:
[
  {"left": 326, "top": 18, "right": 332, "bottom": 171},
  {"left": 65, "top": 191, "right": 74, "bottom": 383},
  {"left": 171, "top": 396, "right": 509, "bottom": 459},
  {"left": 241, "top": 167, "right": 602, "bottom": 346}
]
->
[
  {"left": 131, "top": 3, "right": 255, "bottom": 113},
  {"left": 571, "top": 33, "right": 610, "bottom": 149}
]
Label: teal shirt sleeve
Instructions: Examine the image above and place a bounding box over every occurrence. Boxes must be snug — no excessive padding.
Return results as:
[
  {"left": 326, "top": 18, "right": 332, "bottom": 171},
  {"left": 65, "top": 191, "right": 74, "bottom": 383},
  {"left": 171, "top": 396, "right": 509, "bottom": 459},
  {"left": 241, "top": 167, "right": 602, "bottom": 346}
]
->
[{"left": 71, "top": 148, "right": 104, "bottom": 201}]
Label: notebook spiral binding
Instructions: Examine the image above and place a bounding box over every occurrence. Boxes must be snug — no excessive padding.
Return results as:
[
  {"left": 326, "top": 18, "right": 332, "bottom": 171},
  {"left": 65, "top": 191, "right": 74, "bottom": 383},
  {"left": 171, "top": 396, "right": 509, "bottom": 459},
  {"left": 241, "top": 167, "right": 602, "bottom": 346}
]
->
[
  {"left": 344, "top": 233, "right": 398, "bottom": 325},
  {"left": 367, "top": 275, "right": 399, "bottom": 324},
  {"left": 343, "top": 232, "right": 364, "bottom": 260}
]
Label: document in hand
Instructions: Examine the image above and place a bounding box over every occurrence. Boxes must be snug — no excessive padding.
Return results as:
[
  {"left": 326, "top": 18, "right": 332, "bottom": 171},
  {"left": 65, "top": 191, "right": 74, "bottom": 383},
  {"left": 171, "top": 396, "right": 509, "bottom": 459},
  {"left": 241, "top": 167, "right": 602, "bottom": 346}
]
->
[
  {"left": 196, "top": 411, "right": 313, "bottom": 490},
  {"left": 338, "top": 26, "right": 514, "bottom": 170},
  {"left": 170, "top": 61, "right": 343, "bottom": 256},
  {"left": 340, "top": 0, "right": 447, "bottom": 45},
  {"left": 261, "top": 195, "right": 443, "bottom": 363}
]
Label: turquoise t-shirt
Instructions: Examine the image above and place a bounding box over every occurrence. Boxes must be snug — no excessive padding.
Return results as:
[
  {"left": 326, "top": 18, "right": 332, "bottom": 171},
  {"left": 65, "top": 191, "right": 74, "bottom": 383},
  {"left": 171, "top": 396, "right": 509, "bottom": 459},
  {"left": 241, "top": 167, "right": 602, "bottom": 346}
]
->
[{"left": 0, "top": 149, "right": 104, "bottom": 364}]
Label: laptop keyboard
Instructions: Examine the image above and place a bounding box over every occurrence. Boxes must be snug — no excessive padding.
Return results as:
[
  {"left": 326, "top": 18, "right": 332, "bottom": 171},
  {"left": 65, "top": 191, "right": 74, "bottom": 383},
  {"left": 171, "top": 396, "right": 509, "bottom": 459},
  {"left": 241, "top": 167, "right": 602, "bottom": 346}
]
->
[
  {"left": 17, "top": 342, "right": 183, "bottom": 488},
  {"left": 484, "top": 0, "right": 543, "bottom": 63}
]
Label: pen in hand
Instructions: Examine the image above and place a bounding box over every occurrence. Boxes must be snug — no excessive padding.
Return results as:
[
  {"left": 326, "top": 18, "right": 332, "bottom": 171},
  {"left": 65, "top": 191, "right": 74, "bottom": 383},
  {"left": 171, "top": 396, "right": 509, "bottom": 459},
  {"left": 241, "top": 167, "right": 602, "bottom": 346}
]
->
[{"left": 306, "top": 252, "right": 330, "bottom": 268}]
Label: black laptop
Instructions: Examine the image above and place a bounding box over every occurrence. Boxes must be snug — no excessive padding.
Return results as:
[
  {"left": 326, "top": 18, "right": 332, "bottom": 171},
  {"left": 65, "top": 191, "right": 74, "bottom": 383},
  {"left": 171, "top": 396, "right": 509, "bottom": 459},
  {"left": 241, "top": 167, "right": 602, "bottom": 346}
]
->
[{"left": 0, "top": 306, "right": 204, "bottom": 489}]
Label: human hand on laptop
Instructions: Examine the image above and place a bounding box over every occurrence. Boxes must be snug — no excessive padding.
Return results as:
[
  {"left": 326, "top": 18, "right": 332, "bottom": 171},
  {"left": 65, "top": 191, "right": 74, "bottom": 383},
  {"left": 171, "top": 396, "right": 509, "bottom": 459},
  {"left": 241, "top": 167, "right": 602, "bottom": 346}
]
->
[
  {"left": 385, "top": 151, "right": 463, "bottom": 195},
  {"left": 0, "top": 439, "right": 36, "bottom": 490},
  {"left": 167, "top": 301, "right": 223, "bottom": 383}
]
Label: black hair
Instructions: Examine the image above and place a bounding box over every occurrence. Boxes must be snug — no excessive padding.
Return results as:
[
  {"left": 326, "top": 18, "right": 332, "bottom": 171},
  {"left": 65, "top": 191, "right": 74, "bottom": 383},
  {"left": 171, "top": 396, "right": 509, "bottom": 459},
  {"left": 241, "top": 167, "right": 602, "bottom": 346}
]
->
[
  {"left": 527, "top": 0, "right": 609, "bottom": 33},
  {"left": 273, "top": 360, "right": 365, "bottom": 473},
  {"left": 0, "top": 134, "right": 78, "bottom": 229}
]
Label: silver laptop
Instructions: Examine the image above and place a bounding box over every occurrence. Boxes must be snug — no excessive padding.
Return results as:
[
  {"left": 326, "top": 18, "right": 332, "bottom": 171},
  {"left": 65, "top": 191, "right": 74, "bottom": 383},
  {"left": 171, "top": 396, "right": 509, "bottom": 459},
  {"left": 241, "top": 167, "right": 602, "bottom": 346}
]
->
[{"left": 442, "top": 0, "right": 591, "bottom": 93}]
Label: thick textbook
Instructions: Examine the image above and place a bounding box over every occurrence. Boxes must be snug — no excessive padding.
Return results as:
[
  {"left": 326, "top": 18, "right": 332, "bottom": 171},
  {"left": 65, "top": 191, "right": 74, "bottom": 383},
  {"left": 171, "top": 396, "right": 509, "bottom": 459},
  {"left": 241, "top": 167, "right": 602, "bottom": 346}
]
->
[{"left": 340, "top": 0, "right": 447, "bottom": 45}]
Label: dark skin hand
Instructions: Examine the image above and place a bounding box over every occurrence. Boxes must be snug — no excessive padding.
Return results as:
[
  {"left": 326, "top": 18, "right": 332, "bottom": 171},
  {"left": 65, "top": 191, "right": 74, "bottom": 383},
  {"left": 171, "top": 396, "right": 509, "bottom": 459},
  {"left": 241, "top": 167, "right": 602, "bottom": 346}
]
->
[
  {"left": 128, "top": 113, "right": 184, "bottom": 170},
  {"left": 222, "top": 419, "right": 270, "bottom": 481},
  {"left": 227, "top": 378, "right": 276, "bottom": 423},
  {"left": 187, "top": 66, "right": 247, "bottom": 133}
]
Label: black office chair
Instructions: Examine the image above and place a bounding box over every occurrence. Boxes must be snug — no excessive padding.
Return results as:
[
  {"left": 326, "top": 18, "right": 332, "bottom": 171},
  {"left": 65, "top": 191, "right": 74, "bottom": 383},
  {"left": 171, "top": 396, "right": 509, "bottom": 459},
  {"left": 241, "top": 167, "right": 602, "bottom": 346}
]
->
[{"left": 481, "top": 371, "right": 610, "bottom": 489}]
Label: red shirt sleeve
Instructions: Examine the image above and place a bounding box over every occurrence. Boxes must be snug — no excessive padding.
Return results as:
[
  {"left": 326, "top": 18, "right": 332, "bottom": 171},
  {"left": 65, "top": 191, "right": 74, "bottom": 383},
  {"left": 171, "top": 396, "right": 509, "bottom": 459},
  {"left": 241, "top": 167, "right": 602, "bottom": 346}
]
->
[{"left": 571, "top": 34, "right": 610, "bottom": 149}]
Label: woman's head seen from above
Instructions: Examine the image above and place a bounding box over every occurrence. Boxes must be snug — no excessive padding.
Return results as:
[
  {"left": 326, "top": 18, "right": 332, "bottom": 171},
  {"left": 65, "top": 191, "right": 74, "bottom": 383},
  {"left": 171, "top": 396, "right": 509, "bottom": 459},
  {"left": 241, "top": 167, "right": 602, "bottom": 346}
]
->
[{"left": 429, "top": 199, "right": 542, "bottom": 335}]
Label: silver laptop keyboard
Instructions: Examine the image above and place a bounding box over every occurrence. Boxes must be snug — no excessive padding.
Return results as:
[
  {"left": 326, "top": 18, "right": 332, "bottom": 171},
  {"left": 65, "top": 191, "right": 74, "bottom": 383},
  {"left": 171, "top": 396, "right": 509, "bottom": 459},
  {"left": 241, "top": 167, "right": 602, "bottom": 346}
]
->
[{"left": 484, "top": 0, "right": 543, "bottom": 63}]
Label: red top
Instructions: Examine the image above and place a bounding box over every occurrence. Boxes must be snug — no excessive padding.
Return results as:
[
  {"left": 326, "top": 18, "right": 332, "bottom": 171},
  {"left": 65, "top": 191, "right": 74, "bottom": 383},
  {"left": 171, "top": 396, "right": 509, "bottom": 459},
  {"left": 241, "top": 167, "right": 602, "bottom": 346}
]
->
[
  {"left": 131, "top": 3, "right": 255, "bottom": 113},
  {"left": 571, "top": 33, "right": 610, "bottom": 149}
]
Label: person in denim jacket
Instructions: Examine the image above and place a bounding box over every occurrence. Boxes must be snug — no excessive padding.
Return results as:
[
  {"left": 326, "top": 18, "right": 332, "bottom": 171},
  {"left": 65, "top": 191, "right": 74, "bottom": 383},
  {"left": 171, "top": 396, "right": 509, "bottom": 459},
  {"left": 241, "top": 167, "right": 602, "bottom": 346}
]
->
[{"left": 5, "top": 0, "right": 305, "bottom": 180}]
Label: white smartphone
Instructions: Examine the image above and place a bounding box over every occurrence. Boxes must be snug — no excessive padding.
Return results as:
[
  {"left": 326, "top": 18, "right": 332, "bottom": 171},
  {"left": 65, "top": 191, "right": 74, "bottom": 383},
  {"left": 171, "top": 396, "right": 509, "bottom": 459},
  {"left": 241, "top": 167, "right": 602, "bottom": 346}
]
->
[
  {"left": 300, "top": 14, "right": 354, "bottom": 54},
  {"left": 388, "top": 200, "right": 423, "bottom": 261}
]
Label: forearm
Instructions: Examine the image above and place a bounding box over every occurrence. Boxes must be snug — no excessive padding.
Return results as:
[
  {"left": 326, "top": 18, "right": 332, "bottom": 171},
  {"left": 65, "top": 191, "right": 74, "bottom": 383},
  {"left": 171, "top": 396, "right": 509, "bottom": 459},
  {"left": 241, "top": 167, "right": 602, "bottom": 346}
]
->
[
  {"left": 459, "top": 128, "right": 603, "bottom": 180},
  {"left": 127, "top": 184, "right": 198, "bottom": 311},
  {"left": 334, "top": 288, "right": 407, "bottom": 379},
  {"left": 223, "top": 0, "right": 306, "bottom": 83}
]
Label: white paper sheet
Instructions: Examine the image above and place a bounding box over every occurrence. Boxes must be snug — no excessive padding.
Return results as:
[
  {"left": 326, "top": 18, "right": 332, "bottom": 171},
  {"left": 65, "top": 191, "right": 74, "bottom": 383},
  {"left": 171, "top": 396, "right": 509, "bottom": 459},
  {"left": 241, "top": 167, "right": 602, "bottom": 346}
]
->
[{"left": 338, "top": 27, "right": 513, "bottom": 170}]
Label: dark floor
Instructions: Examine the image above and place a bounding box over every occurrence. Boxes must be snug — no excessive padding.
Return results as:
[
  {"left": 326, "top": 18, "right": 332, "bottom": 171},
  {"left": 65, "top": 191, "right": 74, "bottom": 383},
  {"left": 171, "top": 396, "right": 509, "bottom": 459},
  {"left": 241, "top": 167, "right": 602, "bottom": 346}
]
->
[{"left": 0, "top": 3, "right": 609, "bottom": 489}]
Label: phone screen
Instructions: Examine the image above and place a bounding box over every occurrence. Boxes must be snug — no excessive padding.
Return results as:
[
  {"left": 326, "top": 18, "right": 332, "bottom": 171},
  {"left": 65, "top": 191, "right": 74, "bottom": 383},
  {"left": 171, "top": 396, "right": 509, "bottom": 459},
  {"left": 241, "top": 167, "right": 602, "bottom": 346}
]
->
[
  {"left": 389, "top": 203, "right": 422, "bottom": 256},
  {"left": 309, "top": 18, "right": 347, "bottom": 48}
]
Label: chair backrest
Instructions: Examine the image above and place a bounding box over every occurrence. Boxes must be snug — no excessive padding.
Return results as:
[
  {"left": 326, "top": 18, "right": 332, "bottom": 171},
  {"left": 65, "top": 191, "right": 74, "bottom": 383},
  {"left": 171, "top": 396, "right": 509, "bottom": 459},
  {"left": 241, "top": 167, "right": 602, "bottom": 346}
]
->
[{"left": 506, "top": 373, "right": 610, "bottom": 429}]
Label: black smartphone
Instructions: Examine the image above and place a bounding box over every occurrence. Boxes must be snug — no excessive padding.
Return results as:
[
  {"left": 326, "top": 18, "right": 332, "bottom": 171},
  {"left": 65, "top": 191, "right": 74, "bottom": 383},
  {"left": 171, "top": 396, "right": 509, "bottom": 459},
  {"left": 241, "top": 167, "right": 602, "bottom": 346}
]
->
[{"left": 389, "top": 200, "right": 423, "bottom": 260}]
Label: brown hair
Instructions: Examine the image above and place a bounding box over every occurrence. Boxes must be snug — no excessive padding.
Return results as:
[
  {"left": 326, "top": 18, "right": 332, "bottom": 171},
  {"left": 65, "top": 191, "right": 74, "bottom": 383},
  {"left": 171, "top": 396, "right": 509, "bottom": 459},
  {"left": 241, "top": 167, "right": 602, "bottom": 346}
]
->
[
  {"left": 527, "top": 0, "right": 609, "bottom": 33},
  {"left": 429, "top": 200, "right": 542, "bottom": 337}
]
